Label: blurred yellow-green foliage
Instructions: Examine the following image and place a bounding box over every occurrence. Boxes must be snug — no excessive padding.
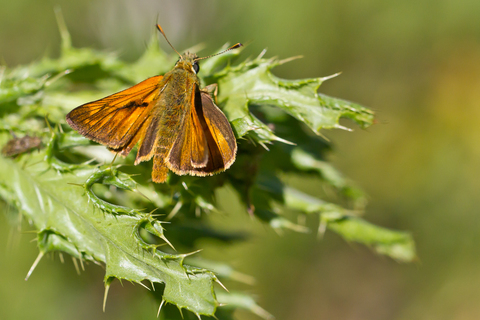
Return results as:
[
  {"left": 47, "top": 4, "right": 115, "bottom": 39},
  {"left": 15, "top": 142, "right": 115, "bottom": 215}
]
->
[{"left": 1, "top": 0, "right": 480, "bottom": 319}]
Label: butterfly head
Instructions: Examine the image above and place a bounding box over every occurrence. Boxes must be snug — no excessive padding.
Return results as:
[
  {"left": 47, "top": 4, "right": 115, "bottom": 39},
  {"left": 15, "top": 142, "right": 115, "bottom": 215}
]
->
[
  {"left": 176, "top": 52, "right": 200, "bottom": 74},
  {"left": 156, "top": 24, "right": 242, "bottom": 75}
]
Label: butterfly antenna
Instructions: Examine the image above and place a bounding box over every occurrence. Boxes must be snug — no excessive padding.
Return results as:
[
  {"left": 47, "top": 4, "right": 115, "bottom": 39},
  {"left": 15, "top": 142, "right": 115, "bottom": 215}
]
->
[
  {"left": 194, "top": 43, "right": 243, "bottom": 61},
  {"left": 156, "top": 24, "right": 182, "bottom": 58}
]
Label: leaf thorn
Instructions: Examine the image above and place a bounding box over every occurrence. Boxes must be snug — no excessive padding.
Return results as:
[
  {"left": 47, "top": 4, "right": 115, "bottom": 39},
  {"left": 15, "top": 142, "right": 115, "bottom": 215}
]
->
[
  {"left": 317, "top": 219, "right": 327, "bottom": 239},
  {"left": 177, "top": 306, "right": 184, "bottom": 319},
  {"left": 257, "top": 49, "right": 267, "bottom": 60},
  {"left": 182, "top": 249, "right": 203, "bottom": 259},
  {"left": 103, "top": 281, "right": 111, "bottom": 312},
  {"left": 71, "top": 257, "right": 81, "bottom": 275},
  {"left": 25, "top": 251, "right": 44, "bottom": 281},
  {"left": 79, "top": 256, "right": 85, "bottom": 271},
  {"left": 137, "top": 281, "right": 151, "bottom": 291},
  {"left": 160, "top": 235, "right": 176, "bottom": 251},
  {"left": 157, "top": 299, "right": 165, "bottom": 318},
  {"left": 166, "top": 201, "right": 183, "bottom": 221},
  {"left": 67, "top": 182, "right": 85, "bottom": 188},
  {"left": 320, "top": 72, "right": 342, "bottom": 82},
  {"left": 334, "top": 124, "right": 353, "bottom": 132},
  {"left": 278, "top": 55, "right": 303, "bottom": 65},
  {"left": 214, "top": 277, "right": 229, "bottom": 292}
]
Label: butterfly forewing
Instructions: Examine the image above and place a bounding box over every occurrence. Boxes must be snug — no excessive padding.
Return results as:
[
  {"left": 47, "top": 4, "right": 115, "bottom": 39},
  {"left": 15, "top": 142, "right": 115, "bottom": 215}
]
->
[
  {"left": 66, "top": 75, "right": 164, "bottom": 150},
  {"left": 115, "top": 115, "right": 153, "bottom": 158}
]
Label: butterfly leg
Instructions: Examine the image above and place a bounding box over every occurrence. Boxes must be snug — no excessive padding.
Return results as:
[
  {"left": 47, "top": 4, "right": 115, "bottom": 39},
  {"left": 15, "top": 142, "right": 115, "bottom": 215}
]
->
[
  {"left": 109, "top": 153, "right": 119, "bottom": 168},
  {"left": 152, "top": 154, "right": 169, "bottom": 183},
  {"left": 202, "top": 84, "right": 218, "bottom": 103}
]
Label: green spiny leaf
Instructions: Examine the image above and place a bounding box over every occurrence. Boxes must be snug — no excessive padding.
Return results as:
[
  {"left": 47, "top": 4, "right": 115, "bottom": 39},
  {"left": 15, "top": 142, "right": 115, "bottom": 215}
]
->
[
  {"left": 212, "top": 56, "right": 374, "bottom": 144},
  {"left": 321, "top": 212, "right": 416, "bottom": 262},
  {"left": 0, "top": 151, "right": 218, "bottom": 316}
]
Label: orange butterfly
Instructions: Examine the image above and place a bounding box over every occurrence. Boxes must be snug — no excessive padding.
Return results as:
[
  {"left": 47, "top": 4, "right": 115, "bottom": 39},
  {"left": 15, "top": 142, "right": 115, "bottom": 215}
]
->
[{"left": 66, "top": 24, "right": 241, "bottom": 183}]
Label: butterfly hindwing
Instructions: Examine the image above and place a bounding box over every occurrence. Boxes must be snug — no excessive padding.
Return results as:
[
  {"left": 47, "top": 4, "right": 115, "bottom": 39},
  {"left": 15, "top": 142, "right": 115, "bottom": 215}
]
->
[
  {"left": 166, "top": 88, "right": 236, "bottom": 176},
  {"left": 189, "top": 96, "right": 209, "bottom": 168},
  {"left": 199, "top": 90, "right": 237, "bottom": 172},
  {"left": 166, "top": 84, "right": 208, "bottom": 174}
]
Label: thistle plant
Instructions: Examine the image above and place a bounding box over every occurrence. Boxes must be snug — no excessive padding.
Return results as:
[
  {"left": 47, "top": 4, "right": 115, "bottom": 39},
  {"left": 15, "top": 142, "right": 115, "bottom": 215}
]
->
[{"left": 0, "top": 18, "right": 415, "bottom": 319}]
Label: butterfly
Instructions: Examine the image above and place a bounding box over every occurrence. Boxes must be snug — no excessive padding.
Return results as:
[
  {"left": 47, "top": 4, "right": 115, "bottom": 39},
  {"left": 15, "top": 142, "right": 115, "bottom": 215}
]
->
[{"left": 66, "top": 24, "right": 241, "bottom": 183}]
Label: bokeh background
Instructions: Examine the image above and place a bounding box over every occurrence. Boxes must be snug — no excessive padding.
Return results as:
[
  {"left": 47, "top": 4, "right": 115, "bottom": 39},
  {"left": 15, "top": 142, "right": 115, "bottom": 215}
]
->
[{"left": 1, "top": 0, "right": 480, "bottom": 319}]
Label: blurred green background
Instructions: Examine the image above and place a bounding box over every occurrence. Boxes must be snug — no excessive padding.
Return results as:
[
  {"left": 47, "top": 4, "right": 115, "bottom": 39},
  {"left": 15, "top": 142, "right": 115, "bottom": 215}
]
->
[{"left": 1, "top": 0, "right": 480, "bottom": 319}]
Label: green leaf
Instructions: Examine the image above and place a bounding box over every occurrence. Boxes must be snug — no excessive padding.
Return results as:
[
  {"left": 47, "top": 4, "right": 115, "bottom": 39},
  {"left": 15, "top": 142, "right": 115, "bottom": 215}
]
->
[
  {"left": 186, "top": 258, "right": 256, "bottom": 285},
  {"left": 0, "top": 151, "right": 218, "bottom": 317},
  {"left": 260, "top": 184, "right": 416, "bottom": 262},
  {"left": 291, "top": 148, "right": 367, "bottom": 208},
  {"left": 321, "top": 212, "right": 416, "bottom": 262},
  {"left": 0, "top": 75, "right": 48, "bottom": 105},
  {"left": 216, "top": 291, "right": 274, "bottom": 320},
  {"left": 211, "top": 55, "right": 374, "bottom": 144}
]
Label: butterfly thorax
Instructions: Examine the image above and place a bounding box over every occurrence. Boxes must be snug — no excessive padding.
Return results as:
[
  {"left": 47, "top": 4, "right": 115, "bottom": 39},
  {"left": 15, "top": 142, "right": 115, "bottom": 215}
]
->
[{"left": 152, "top": 52, "right": 201, "bottom": 156}]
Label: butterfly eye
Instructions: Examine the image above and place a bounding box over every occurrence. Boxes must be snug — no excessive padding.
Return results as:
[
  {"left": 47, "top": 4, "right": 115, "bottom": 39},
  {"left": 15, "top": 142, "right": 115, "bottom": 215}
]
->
[{"left": 193, "top": 62, "right": 200, "bottom": 73}]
